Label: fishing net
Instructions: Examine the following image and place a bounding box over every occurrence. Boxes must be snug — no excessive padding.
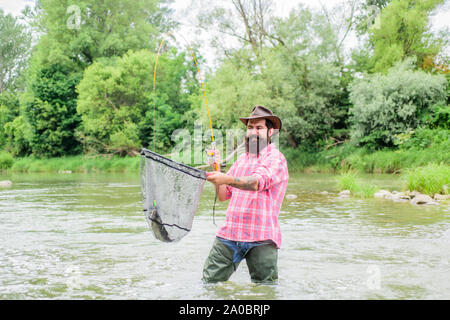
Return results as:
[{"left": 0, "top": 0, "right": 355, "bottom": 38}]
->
[{"left": 140, "top": 148, "right": 207, "bottom": 242}]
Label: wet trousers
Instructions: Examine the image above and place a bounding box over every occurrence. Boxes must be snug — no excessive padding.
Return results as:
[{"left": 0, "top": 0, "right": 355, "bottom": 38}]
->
[{"left": 202, "top": 237, "right": 278, "bottom": 284}]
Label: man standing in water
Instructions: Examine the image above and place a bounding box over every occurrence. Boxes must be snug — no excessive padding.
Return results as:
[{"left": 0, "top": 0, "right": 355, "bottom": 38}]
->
[{"left": 204, "top": 106, "right": 289, "bottom": 284}]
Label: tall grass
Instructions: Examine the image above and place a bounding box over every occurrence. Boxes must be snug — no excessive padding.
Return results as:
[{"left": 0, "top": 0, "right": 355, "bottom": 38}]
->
[
  {"left": 343, "top": 143, "right": 450, "bottom": 173},
  {"left": 337, "top": 171, "right": 378, "bottom": 198},
  {"left": 0, "top": 152, "right": 14, "bottom": 170},
  {"left": 403, "top": 162, "right": 450, "bottom": 196},
  {"left": 4, "top": 155, "right": 141, "bottom": 173},
  {"left": 283, "top": 148, "right": 319, "bottom": 172},
  {"left": 286, "top": 139, "right": 449, "bottom": 174}
]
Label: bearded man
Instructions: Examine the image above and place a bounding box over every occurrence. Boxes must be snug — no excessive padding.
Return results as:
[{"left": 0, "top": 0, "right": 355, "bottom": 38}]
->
[{"left": 203, "top": 105, "right": 289, "bottom": 284}]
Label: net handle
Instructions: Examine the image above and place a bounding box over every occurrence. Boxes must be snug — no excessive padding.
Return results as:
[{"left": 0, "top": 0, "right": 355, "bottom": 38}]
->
[{"left": 141, "top": 148, "right": 207, "bottom": 180}]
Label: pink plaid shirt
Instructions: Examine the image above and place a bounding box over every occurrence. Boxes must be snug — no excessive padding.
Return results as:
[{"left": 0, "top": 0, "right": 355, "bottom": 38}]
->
[{"left": 216, "top": 143, "right": 289, "bottom": 248}]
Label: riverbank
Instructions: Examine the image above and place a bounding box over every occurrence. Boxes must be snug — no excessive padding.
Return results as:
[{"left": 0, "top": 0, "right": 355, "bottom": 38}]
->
[
  {"left": 336, "top": 163, "right": 449, "bottom": 198},
  {"left": 284, "top": 141, "right": 450, "bottom": 174},
  {"left": 0, "top": 153, "right": 140, "bottom": 173},
  {"left": 1, "top": 142, "right": 449, "bottom": 178}
]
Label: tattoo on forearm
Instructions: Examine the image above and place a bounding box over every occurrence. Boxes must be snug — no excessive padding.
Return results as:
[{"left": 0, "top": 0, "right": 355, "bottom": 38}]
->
[{"left": 229, "top": 176, "right": 258, "bottom": 191}]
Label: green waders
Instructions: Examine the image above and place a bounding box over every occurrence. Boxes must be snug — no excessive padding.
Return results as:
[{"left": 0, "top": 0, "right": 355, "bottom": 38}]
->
[{"left": 202, "top": 237, "right": 278, "bottom": 284}]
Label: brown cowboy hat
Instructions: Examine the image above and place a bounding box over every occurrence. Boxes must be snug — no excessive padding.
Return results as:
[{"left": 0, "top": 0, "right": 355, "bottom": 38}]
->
[{"left": 239, "top": 105, "right": 282, "bottom": 131}]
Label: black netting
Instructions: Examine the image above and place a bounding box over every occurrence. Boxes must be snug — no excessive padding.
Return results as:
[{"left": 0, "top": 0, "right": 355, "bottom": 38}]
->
[{"left": 140, "top": 148, "right": 206, "bottom": 242}]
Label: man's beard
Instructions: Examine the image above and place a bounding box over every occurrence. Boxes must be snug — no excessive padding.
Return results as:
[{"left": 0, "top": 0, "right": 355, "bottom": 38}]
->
[{"left": 245, "top": 134, "right": 270, "bottom": 156}]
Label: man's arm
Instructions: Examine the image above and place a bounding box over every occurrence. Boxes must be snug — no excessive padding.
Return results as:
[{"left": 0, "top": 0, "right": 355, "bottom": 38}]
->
[
  {"left": 206, "top": 172, "right": 258, "bottom": 194},
  {"left": 227, "top": 176, "right": 258, "bottom": 191}
]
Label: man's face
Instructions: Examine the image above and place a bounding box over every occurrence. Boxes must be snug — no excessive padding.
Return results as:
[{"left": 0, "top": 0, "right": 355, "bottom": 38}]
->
[
  {"left": 246, "top": 118, "right": 269, "bottom": 139},
  {"left": 246, "top": 119, "right": 273, "bottom": 154}
]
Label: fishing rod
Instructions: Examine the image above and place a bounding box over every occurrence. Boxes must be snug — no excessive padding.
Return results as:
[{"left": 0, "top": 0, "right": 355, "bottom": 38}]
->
[
  {"left": 152, "top": 32, "right": 221, "bottom": 226},
  {"left": 152, "top": 32, "right": 219, "bottom": 171}
]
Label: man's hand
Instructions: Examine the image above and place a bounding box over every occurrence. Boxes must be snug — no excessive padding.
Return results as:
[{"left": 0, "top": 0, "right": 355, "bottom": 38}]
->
[
  {"left": 206, "top": 143, "right": 221, "bottom": 171},
  {"left": 206, "top": 172, "right": 229, "bottom": 202},
  {"left": 206, "top": 172, "right": 259, "bottom": 191},
  {"left": 206, "top": 171, "right": 231, "bottom": 185}
]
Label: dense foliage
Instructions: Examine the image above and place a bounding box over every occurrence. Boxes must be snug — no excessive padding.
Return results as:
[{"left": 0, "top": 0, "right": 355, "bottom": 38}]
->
[
  {"left": 77, "top": 49, "right": 199, "bottom": 155},
  {"left": 368, "top": 0, "right": 446, "bottom": 73},
  {"left": 0, "top": 0, "right": 448, "bottom": 171},
  {"left": 23, "top": 64, "right": 82, "bottom": 157},
  {"left": 0, "top": 9, "right": 31, "bottom": 93},
  {"left": 349, "top": 58, "right": 447, "bottom": 149}
]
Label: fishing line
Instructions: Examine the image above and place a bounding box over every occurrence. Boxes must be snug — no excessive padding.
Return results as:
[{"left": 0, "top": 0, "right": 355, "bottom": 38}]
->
[
  {"left": 153, "top": 37, "right": 166, "bottom": 152},
  {"left": 213, "top": 193, "right": 217, "bottom": 226},
  {"left": 152, "top": 32, "right": 216, "bottom": 150},
  {"left": 152, "top": 32, "right": 220, "bottom": 226}
]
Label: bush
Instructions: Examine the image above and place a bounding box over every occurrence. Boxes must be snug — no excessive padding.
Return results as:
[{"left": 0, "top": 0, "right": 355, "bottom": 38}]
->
[
  {"left": 341, "top": 141, "right": 449, "bottom": 174},
  {"left": 317, "top": 142, "right": 361, "bottom": 170},
  {"left": 283, "top": 147, "right": 319, "bottom": 171},
  {"left": 0, "top": 91, "right": 20, "bottom": 148},
  {"left": 394, "top": 127, "right": 449, "bottom": 150},
  {"left": 403, "top": 163, "right": 450, "bottom": 195},
  {"left": 337, "top": 171, "right": 378, "bottom": 198},
  {"left": 422, "top": 104, "right": 450, "bottom": 130},
  {"left": 24, "top": 63, "right": 82, "bottom": 157},
  {"left": 3, "top": 115, "right": 32, "bottom": 156},
  {"left": 349, "top": 58, "right": 447, "bottom": 150},
  {"left": 0, "top": 152, "right": 14, "bottom": 170}
]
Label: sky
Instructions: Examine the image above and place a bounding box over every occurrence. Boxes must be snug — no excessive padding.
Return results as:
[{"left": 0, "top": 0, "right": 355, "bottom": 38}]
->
[{"left": 1, "top": 0, "right": 449, "bottom": 68}]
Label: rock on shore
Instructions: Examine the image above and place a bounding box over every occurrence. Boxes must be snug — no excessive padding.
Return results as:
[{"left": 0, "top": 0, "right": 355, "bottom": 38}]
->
[
  {"left": 336, "top": 190, "right": 351, "bottom": 199},
  {"left": 0, "top": 180, "right": 12, "bottom": 188},
  {"left": 338, "top": 188, "right": 446, "bottom": 205},
  {"left": 434, "top": 194, "right": 450, "bottom": 201},
  {"left": 374, "top": 189, "right": 441, "bottom": 205}
]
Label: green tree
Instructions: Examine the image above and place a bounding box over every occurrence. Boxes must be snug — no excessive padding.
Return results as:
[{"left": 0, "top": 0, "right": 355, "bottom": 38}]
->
[
  {"left": 24, "top": 64, "right": 83, "bottom": 157},
  {"left": 3, "top": 116, "right": 33, "bottom": 157},
  {"left": 354, "top": 0, "right": 391, "bottom": 35},
  {"left": 265, "top": 48, "right": 344, "bottom": 149},
  {"left": 0, "top": 92, "right": 20, "bottom": 148},
  {"left": 28, "top": 0, "right": 175, "bottom": 67},
  {"left": 21, "top": 0, "right": 176, "bottom": 157},
  {"left": 349, "top": 58, "right": 447, "bottom": 149},
  {"left": 0, "top": 9, "right": 31, "bottom": 93},
  {"left": 197, "top": 0, "right": 281, "bottom": 58},
  {"left": 202, "top": 5, "right": 353, "bottom": 150},
  {"left": 76, "top": 49, "right": 198, "bottom": 155},
  {"left": 198, "top": 54, "right": 273, "bottom": 130},
  {"left": 369, "top": 0, "right": 447, "bottom": 73}
]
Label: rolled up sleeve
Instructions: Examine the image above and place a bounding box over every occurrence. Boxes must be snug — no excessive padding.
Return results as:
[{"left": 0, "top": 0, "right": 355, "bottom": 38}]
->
[{"left": 252, "top": 154, "right": 288, "bottom": 192}]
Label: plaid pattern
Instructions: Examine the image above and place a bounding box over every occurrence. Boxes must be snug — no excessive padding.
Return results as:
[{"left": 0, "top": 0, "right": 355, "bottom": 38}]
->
[{"left": 216, "top": 144, "right": 289, "bottom": 249}]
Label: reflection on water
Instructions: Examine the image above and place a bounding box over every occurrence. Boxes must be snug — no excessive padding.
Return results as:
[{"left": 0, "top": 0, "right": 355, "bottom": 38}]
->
[{"left": 0, "top": 172, "right": 449, "bottom": 299}]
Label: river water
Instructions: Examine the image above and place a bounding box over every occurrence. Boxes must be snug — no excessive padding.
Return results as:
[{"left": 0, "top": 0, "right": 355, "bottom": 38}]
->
[{"left": 0, "top": 172, "right": 449, "bottom": 300}]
